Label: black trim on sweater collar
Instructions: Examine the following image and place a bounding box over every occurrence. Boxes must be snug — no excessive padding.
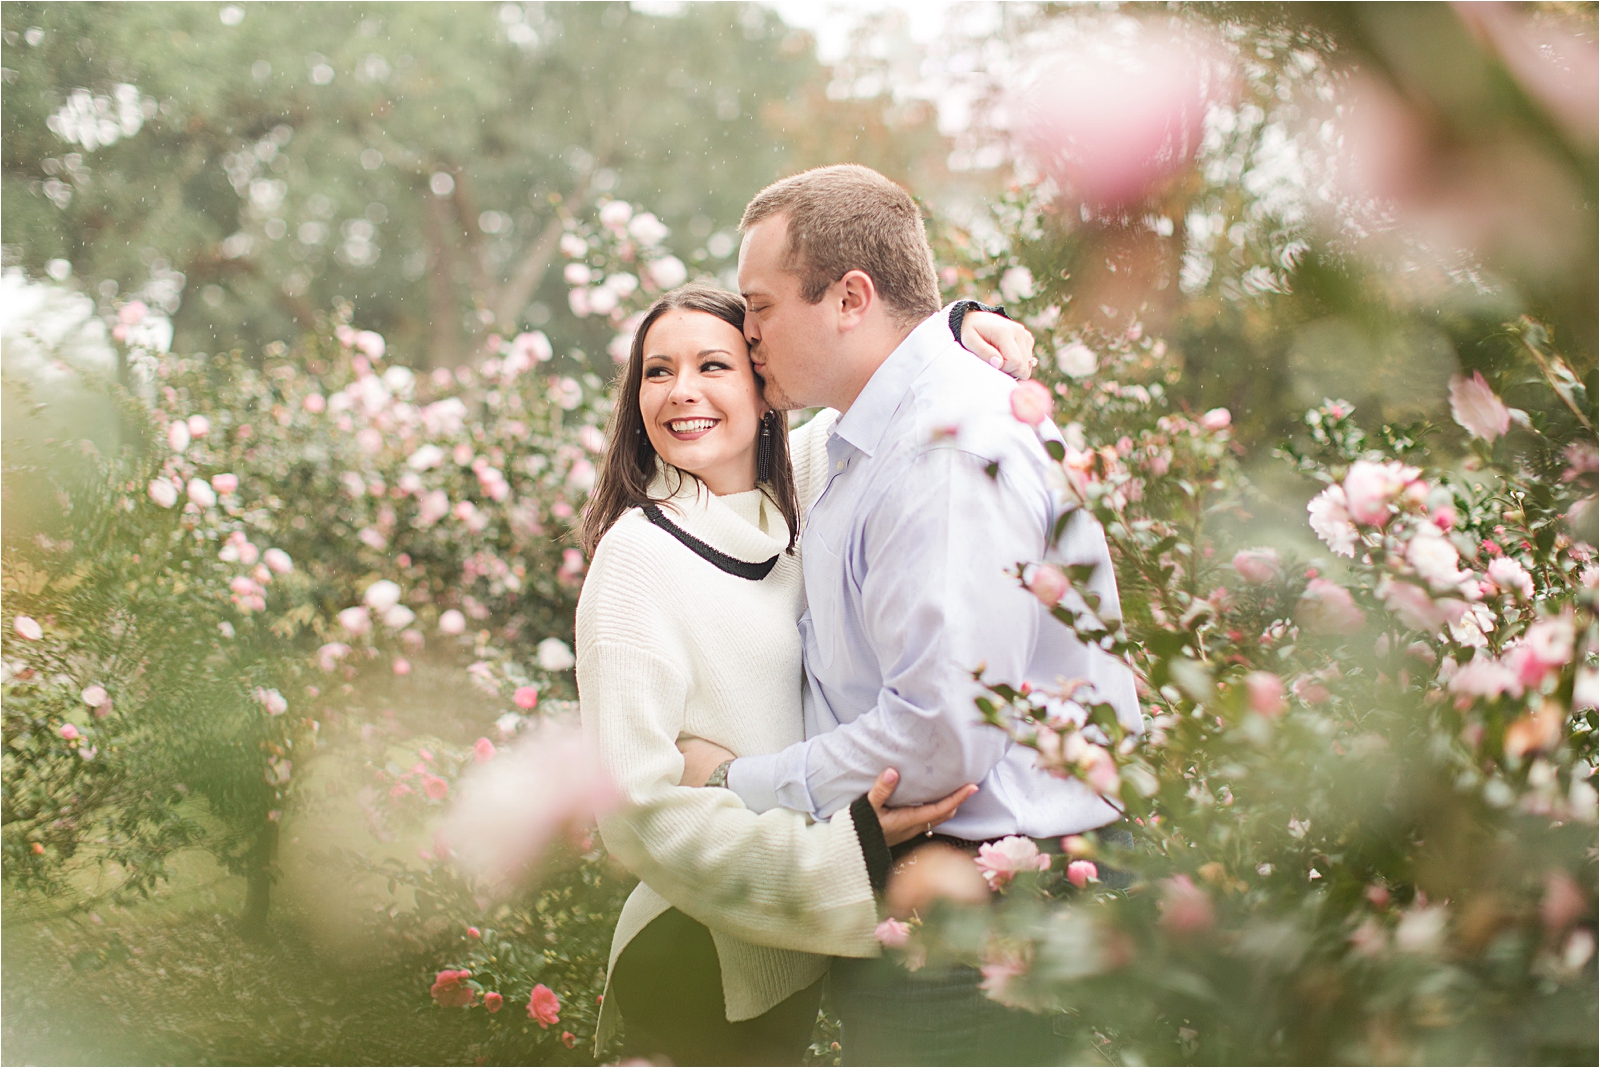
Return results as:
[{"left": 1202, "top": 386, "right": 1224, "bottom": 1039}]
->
[{"left": 641, "top": 503, "right": 779, "bottom": 581}]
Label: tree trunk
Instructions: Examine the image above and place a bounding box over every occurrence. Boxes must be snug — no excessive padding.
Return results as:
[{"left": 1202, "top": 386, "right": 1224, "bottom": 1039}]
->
[{"left": 239, "top": 819, "right": 279, "bottom": 940}]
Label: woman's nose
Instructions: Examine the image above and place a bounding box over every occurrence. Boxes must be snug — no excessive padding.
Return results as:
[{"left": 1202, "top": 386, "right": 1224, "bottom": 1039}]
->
[{"left": 667, "top": 372, "right": 701, "bottom": 405}]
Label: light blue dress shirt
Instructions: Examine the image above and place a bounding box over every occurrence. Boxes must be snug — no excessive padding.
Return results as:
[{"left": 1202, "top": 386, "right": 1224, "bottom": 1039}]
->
[{"left": 726, "top": 310, "right": 1143, "bottom": 841}]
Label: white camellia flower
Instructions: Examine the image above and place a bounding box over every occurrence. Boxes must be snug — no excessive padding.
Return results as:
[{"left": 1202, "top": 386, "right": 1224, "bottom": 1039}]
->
[
  {"left": 1306, "top": 485, "right": 1357, "bottom": 557},
  {"left": 1405, "top": 526, "right": 1467, "bottom": 590},
  {"left": 536, "top": 637, "right": 576, "bottom": 673},
  {"left": 363, "top": 580, "right": 402, "bottom": 612},
  {"left": 148, "top": 478, "right": 180, "bottom": 508},
  {"left": 1056, "top": 342, "right": 1098, "bottom": 379},
  {"left": 999, "top": 266, "right": 1035, "bottom": 303},
  {"left": 627, "top": 212, "right": 669, "bottom": 246}
]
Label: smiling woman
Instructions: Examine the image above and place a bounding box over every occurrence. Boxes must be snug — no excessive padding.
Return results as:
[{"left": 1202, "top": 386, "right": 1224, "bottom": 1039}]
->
[{"left": 581, "top": 284, "right": 801, "bottom": 557}]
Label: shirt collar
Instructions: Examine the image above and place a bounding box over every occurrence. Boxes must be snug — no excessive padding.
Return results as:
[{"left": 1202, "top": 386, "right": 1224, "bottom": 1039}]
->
[{"left": 831, "top": 310, "right": 954, "bottom": 459}]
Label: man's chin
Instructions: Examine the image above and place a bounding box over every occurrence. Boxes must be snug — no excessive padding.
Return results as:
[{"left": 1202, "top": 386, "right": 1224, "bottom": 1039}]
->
[{"left": 762, "top": 380, "right": 801, "bottom": 413}]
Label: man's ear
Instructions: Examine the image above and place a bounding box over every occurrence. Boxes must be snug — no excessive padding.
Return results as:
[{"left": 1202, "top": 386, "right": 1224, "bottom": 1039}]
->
[{"left": 836, "top": 270, "right": 877, "bottom": 330}]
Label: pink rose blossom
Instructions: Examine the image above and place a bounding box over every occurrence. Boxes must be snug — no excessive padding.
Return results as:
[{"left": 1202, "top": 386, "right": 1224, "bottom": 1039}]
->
[
  {"left": 210, "top": 473, "right": 239, "bottom": 495},
  {"left": 513, "top": 686, "right": 539, "bottom": 710},
  {"left": 1242, "top": 671, "right": 1287, "bottom": 717},
  {"left": 975, "top": 835, "right": 1051, "bottom": 890},
  {"left": 1232, "top": 548, "right": 1281, "bottom": 584},
  {"left": 874, "top": 918, "right": 912, "bottom": 947},
  {"left": 1159, "top": 874, "right": 1216, "bottom": 935},
  {"left": 430, "top": 969, "right": 475, "bottom": 1008},
  {"left": 527, "top": 984, "right": 561, "bottom": 1028},
  {"left": 473, "top": 737, "right": 497, "bottom": 763},
  {"left": 1306, "top": 485, "right": 1357, "bottom": 557},
  {"left": 1009, "top": 380, "right": 1054, "bottom": 426},
  {"left": 14, "top": 616, "right": 43, "bottom": 641},
  {"left": 60, "top": 724, "right": 81, "bottom": 741},
  {"left": 1066, "top": 860, "right": 1099, "bottom": 888},
  {"left": 483, "top": 991, "right": 503, "bottom": 1013},
  {"left": 1297, "top": 579, "right": 1367, "bottom": 635},
  {"left": 1199, "top": 407, "right": 1231, "bottom": 431},
  {"left": 1026, "top": 564, "right": 1068, "bottom": 608},
  {"left": 1449, "top": 370, "right": 1511, "bottom": 442}
]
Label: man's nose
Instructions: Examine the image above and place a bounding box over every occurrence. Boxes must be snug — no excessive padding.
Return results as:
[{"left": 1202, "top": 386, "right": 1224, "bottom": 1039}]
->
[{"left": 743, "top": 313, "right": 760, "bottom": 350}]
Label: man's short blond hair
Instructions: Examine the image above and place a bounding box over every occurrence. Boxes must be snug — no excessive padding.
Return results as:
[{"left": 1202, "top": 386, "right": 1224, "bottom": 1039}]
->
[{"left": 740, "top": 164, "right": 941, "bottom": 325}]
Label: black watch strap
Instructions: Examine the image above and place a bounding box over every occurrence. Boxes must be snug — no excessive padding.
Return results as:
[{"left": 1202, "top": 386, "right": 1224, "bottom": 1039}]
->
[{"left": 948, "top": 299, "right": 1011, "bottom": 345}]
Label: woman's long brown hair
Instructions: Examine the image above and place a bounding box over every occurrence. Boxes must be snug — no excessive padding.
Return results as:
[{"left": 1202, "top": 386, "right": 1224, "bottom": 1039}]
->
[{"left": 580, "top": 283, "right": 800, "bottom": 557}]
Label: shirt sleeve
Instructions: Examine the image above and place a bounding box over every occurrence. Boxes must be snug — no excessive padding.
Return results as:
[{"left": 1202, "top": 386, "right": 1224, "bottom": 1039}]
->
[{"left": 727, "top": 445, "right": 1048, "bottom": 818}]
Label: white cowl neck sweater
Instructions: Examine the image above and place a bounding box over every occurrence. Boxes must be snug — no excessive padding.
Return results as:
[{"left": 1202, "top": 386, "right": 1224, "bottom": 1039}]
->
[{"left": 578, "top": 413, "right": 881, "bottom": 1049}]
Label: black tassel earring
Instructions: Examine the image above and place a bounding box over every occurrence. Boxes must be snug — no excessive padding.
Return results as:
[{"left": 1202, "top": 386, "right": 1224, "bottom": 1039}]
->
[{"left": 756, "top": 411, "right": 774, "bottom": 484}]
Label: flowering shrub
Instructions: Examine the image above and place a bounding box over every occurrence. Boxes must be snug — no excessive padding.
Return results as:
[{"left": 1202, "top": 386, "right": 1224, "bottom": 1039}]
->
[{"left": 871, "top": 219, "right": 1599, "bottom": 1061}]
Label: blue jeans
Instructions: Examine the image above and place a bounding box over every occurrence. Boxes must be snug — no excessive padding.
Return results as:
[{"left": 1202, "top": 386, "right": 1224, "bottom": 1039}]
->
[{"left": 830, "top": 956, "right": 1068, "bottom": 1066}]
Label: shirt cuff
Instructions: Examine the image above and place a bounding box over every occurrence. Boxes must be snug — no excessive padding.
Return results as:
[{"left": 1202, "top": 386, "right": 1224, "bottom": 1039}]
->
[
  {"left": 848, "top": 795, "right": 892, "bottom": 898},
  {"left": 724, "top": 753, "right": 782, "bottom": 814}
]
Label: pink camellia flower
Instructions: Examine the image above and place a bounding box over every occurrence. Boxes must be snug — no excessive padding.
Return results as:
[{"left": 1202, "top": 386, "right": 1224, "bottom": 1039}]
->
[
  {"left": 337, "top": 606, "right": 372, "bottom": 637},
  {"left": 1080, "top": 744, "right": 1121, "bottom": 795},
  {"left": 513, "top": 686, "right": 539, "bottom": 711},
  {"left": 1446, "top": 657, "right": 1522, "bottom": 701},
  {"left": 14, "top": 616, "right": 43, "bottom": 641},
  {"left": 483, "top": 991, "right": 503, "bottom": 1013},
  {"left": 474, "top": 737, "right": 497, "bottom": 763},
  {"left": 977, "top": 948, "right": 1031, "bottom": 1008},
  {"left": 187, "top": 414, "right": 211, "bottom": 438},
  {"left": 527, "top": 984, "right": 561, "bottom": 1028},
  {"left": 438, "top": 609, "right": 467, "bottom": 636},
  {"left": 1449, "top": 370, "right": 1511, "bottom": 442},
  {"left": 421, "top": 774, "right": 449, "bottom": 800},
  {"left": 1380, "top": 577, "right": 1448, "bottom": 633},
  {"left": 1026, "top": 564, "right": 1069, "bottom": 608},
  {"left": 561, "top": 1032, "right": 576, "bottom": 1050},
  {"left": 1199, "top": 407, "right": 1231, "bottom": 431},
  {"left": 316, "top": 642, "right": 350, "bottom": 672},
  {"left": 1524, "top": 612, "right": 1575, "bottom": 667},
  {"left": 148, "top": 478, "right": 180, "bottom": 509},
  {"left": 1066, "top": 860, "right": 1099, "bottom": 889},
  {"left": 253, "top": 687, "right": 288, "bottom": 716},
  {"left": 1431, "top": 504, "right": 1458, "bottom": 530},
  {"left": 167, "top": 420, "right": 191, "bottom": 453},
  {"left": 303, "top": 393, "right": 327, "bottom": 414},
  {"left": 430, "top": 969, "right": 475, "bottom": 1008},
  {"left": 1009, "top": 380, "right": 1054, "bottom": 426},
  {"left": 354, "top": 330, "right": 386, "bottom": 359},
  {"left": 1306, "top": 485, "right": 1357, "bottom": 557},
  {"left": 1297, "top": 578, "right": 1367, "bottom": 636},
  {"left": 210, "top": 473, "right": 239, "bottom": 495},
  {"left": 392, "top": 657, "right": 412, "bottom": 677},
  {"left": 1406, "top": 528, "right": 1467, "bottom": 591},
  {"left": 1291, "top": 675, "right": 1333, "bottom": 706},
  {"left": 263, "top": 548, "right": 293, "bottom": 575},
  {"left": 1487, "top": 557, "right": 1534, "bottom": 600},
  {"left": 363, "top": 580, "right": 403, "bottom": 613},
  {"left": 1159, "top": 874, "right": 1216, "bottom": 936},
  {"left": 119, "top": 300, "right": 148, "bottom": 325},
  {"left": 874, "top": 918, "right": 912, "bottom": 948},
  {"left": 1242, "top": 671, "right": 1287, "bottom": 717},
  {"left": 60, "top": 724, "right": 81, "bottom": 742},
  {"left": 1342, "top": 461, "right": 1420, "bottom": 527},
  {"left": 975, "top": 836, "right": 1051, "bottom": 890},
  {"left": 1232, "top": 548, "right": 1281, "bottom": 584}
]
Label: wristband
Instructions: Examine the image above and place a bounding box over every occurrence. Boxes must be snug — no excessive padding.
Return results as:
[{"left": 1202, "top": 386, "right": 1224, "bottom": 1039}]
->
[{"left": 948, "top": 299, "right": 1011, "bottom": 345}]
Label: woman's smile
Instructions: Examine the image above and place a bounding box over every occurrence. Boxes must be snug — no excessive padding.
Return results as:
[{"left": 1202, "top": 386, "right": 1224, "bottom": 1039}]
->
[{"left": 665, "top": 416, "right": 722, "bottom": 439}]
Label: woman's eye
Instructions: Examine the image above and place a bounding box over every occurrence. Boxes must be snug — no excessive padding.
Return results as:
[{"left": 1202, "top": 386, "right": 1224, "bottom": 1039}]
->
[
  {"left": 644, "top": 367, "right": 671, "bottom": 379},
  {"left": 701, "top": 360, "right": 729, "bottom": 373}
]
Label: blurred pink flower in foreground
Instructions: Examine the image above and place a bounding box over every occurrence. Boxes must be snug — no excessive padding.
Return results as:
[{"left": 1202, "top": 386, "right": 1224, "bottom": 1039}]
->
[
  {"left": 1020, "top": 33, "right": 1230, "bottom": 207},
  {"left": 1025, "top": 563, "right": 1068, "bottom": 608},
  {"left": 1199, "top": 408, "right": 1231, "bottom": 431},
  {"left": 513, "top": 686, "right": 540, "bottom": 710},
  {"left": 13, "top": 616, "right": 43, "bottom": 641},
  {"left": 975, "top": 835, "right": 1051, "bottom": 890},
  {"left": 438, "top": 717, "right": 619, "bottom": 896},
  {"left": 60, "top": 724, "right": 81, "bottom": 742},
  {"left": 874, "top": 918, "right": 911, "bottom": 948},
  {"left": 430, "top": 969, "right": 475, "bottom": 1008},
  {"left": 1297, "top": 578, "right": 1367, "bottom": 636},
  {"left": 1159, "top": 874, "right": 1215, "bottom": 936},
  {"left": 1307, "top": 485, "right": 1357, "bottom": 557},
  {"left": 483, "top": 991, "right": 503, "bottom": 1013},
  {"left": 1449, "top": 371, "right": 1511, "bottom": 443},
  {"left": 473, "top": 737, "right": 497, "bottom": 763},
  {"left": 1342, "top": 461, "right": 1420, "bottom": 527},
  {"left": 527, "top": 984, "right": 561, "bottom": 1028},
  {"left": 1009, "top": 380, "right": 1054, "bottom": 426},
  {"left": 1232, "top": 548, "right": 1281, "bottom": 584},
  {"left": 1243, "top": 671, "right": 1287, "bottom": 718}
]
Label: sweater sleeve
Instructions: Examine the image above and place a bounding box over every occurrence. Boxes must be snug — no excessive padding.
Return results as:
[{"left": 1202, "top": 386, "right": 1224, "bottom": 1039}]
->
[
  {"left": 576, "top": 529, "right": 881, "bottom": 958},
  {"left": 786, "top": 408, "right": 840, "bottom": 514}
]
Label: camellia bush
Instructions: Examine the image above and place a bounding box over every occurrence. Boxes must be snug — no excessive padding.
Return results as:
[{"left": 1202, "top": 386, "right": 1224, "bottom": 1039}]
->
[{"left": 863, "top": 190, "right": 1599, "bottom": 1062}]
